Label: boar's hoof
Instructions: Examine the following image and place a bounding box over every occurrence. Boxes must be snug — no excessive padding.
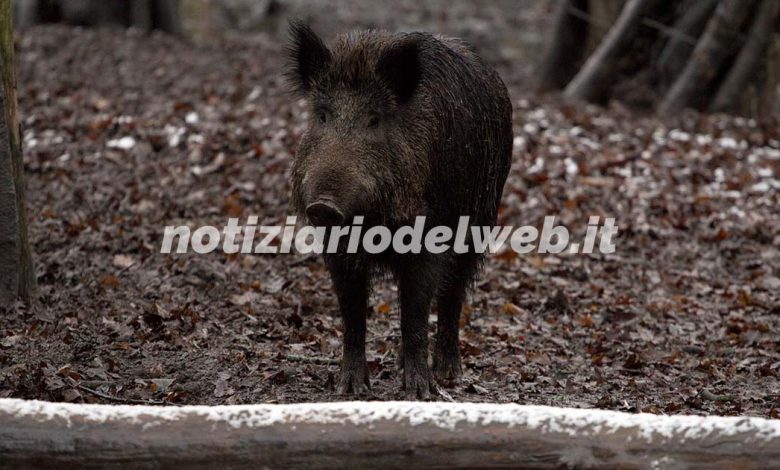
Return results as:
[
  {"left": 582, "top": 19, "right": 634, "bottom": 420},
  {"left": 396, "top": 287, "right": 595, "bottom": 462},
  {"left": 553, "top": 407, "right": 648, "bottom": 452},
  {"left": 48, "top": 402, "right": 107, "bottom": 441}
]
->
[
  {"left": 403, "top": 360, "right": 435, "bottom": 400},
  {"left": 432, "top": 351, "right": 462, "bottom": 381},
  {"left": 336, "top": 361, "right": 370, "bottom": 395}
]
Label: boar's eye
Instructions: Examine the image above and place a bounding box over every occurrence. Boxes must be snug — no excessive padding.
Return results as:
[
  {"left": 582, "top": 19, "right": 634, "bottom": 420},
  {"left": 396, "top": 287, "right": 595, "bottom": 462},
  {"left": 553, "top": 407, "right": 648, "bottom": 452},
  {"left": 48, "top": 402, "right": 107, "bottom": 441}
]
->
[
  {"left": 317, "top": 111, "right": 328, "bottom": 124},
  {"left": 367, "top": 115, "right": 380, "bottom": 128}
]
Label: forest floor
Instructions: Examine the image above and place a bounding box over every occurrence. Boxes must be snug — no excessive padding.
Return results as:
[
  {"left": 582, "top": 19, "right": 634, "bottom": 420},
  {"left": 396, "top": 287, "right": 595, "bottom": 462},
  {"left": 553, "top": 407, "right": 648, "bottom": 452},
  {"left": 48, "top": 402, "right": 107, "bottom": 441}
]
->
[{"left": 1, "top": 19, "right": 779, "bottom": 418}]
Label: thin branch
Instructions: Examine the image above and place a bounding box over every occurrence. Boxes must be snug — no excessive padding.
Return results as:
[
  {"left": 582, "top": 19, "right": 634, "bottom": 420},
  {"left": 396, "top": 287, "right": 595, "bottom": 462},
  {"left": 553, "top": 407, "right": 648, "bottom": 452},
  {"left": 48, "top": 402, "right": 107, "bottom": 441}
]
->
[{"left": 77, "top": 384, "right": 166, "bottom": 405}]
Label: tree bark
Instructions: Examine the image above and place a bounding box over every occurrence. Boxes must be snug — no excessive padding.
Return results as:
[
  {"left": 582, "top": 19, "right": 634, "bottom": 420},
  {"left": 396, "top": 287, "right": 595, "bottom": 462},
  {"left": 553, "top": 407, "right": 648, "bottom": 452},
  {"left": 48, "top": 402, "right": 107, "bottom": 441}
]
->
[
  {"left": 150, "top": 0, "right": 180, "bottom": 35},
  {"left": 657, "top": 0, "right": 719, "bottom": 88},
  {"left": 13, "top": 0, "right": 181, "bottom": 34},
  {"left": 11, "top": 0, "right": 37, "bottom": 28},
  {"left": 585, "top": 0, "right": 626, "bottom": 53},
  {"left": 658, "top": 0, "right": 760, "bottom": 116},
  {"left": 564, "top": 0, "right": 660, "bottom": 103},
  {"left": 537, "top": 0, "right": 590, "bottom": 90},
  {"left": 129, "top": 0, "right": 153, "bottom": 31},
  {"left": 0, "top": 0, "right": 33, "bottom": 306},
  {"left": 131, "top": 0, "right": 181, "bottom": 34},
  {"left": 2, "top": 399, "right": 780, "bottom": 468},
  {"left": 710, "top": 0, "right": 780, "bottom": 114}
]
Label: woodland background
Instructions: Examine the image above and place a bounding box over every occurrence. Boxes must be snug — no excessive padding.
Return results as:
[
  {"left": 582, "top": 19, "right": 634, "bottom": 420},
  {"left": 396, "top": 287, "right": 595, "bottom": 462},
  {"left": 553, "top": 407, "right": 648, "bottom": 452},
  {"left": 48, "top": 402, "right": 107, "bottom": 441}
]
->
[{"left": 0, "top": 0, "right": 778, "bottom": 418}]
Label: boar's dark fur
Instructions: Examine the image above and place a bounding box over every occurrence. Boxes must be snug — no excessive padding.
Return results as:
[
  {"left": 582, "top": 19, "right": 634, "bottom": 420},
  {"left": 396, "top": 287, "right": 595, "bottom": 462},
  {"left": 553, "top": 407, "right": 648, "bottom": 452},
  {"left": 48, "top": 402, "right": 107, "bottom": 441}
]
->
[{"left": 287, "top": 21, "right": 512, "bottom": 399}]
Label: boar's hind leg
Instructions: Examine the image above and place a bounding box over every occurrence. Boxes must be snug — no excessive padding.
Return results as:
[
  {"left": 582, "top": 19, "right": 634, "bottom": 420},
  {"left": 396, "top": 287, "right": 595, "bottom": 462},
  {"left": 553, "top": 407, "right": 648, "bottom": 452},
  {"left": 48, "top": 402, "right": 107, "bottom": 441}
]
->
[
  {"left": 433, "top": 266, "right": 469, "bottom": 381},
  {"left": 398, "top": 260, "right": 438, "bottom": 400},
  {"left": 326, "top": 258, "right": 370, "bottom": 395}
]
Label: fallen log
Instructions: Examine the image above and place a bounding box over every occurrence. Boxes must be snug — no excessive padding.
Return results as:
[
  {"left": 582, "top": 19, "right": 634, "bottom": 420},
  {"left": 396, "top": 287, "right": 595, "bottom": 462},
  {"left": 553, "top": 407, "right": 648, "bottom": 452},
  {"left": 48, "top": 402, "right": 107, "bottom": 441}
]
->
[{"left": 1, "top": 399, "right": 780, "bottom": 468}]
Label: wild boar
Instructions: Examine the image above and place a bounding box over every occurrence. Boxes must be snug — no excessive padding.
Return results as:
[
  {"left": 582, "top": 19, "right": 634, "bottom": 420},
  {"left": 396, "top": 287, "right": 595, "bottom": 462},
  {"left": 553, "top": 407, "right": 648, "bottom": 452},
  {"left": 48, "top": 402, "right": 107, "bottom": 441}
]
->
[{"left": 288, "top": 21, "right": 512, "bottom": 398}]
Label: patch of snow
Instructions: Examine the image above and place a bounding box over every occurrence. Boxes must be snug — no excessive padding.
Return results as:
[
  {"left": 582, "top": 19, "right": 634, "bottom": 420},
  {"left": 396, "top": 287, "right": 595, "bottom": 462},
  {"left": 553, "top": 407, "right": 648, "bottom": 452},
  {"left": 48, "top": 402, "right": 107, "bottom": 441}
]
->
[
  {"left": 564, "top": 158, "right": 578, "bottom": 176},
  {"left": 247, "top": 86, "right": 263, "bottom": 102},
  {"left": 185, "top": 112, "right": 200, "bottom": 125},
  {"left": 695, "top": 134, "right": 713, "bottom": 146},
  {"left": 668, "top": 129, "right": 690, "bottom": 142},
  {"left": 582, "top": 138, "right": 600, "bottom": 150},
  {"left": 165, "top": 125, "right": 186, "bottom": 148},
  {"left": 188, "top": 134, "right": 205, "bottom": 145},
  {"left": 730, "top": 206, "right": 747, "bottom": 218},
  {"left": 527, "top": 108, "right": 547, "bottom": 122},
  {"left": 106, "top": 136, "right": 136, "bottom": 150},
  {"left": 750, "top": 182, "right": 770, "bottom": 193},
  {"left": 764, "top": 147, "right": 780, "bottom": 160},
  {"left": 718, "top": 137, "right": 743, "bottom": 150},
  {"left": 527, "top": 156, "right": 544, "bottom": 173}
]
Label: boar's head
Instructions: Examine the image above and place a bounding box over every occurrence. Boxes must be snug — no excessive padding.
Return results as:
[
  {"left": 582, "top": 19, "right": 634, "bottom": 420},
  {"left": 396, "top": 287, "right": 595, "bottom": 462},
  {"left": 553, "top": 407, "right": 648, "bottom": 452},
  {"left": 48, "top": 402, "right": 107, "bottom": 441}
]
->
[{"left": 286, "top": 21, "right": 430, "bottom": 228}]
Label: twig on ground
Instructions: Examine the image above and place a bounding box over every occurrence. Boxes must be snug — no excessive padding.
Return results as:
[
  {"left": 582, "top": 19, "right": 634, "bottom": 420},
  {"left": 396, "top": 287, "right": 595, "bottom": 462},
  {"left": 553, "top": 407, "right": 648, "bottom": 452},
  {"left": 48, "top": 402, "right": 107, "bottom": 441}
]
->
[
  {"left": 283, "top": 354, "right": 340, "bottom": 365},
  {"left": 77, "top": 385, "right": 166, "bottom": 405},
  {"left": 699, "top": 389, "right": 735, "bottom": 402}
]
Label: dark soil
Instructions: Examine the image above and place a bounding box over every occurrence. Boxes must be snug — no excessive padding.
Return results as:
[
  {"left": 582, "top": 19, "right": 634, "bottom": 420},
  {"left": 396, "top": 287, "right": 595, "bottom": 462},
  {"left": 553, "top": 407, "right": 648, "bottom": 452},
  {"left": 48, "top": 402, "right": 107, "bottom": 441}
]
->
[{"left": 1, "top": 19, "right": 779, "bottom": 418}]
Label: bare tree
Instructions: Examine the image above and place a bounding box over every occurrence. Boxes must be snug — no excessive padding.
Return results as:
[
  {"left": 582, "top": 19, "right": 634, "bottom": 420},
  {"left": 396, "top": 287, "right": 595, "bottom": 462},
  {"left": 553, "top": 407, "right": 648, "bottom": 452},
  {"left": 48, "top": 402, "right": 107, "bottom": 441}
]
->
[
  {"left": 659, "top": 0, "right": 760, "bottom": 115},
  {"left": 539, "top": 0, "right": 780, "bottom": 118},
  {"left": 564, "top": 0, "right": 661, "bottom": 103},
  {"left": 711, "top": 0, "right": 780, "bottom": 114},
  {"left": 13, "top": 0, "right": 181, "bottom": 34},
  {"left": 0, "top": 0, "right": 34, "bottom": 306},
  {"left": 537, "top": 0, "right": 590, "bottom": 90}
]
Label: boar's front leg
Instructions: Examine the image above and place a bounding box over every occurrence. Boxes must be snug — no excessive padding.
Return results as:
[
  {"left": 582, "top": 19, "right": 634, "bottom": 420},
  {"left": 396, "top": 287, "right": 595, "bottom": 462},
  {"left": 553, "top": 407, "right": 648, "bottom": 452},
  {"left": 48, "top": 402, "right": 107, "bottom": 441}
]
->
[
  {"left": 398, "top": 260, "right": 438, "bottom": 400},
  {"left": 326, "top": 256, "right": 370, "bottom": 395},
  {"left": 433, "top": 274, "right": 466, "bottom": 380},
  {"left": 433, "top": 254, "right": 476, "bottom": 380}
]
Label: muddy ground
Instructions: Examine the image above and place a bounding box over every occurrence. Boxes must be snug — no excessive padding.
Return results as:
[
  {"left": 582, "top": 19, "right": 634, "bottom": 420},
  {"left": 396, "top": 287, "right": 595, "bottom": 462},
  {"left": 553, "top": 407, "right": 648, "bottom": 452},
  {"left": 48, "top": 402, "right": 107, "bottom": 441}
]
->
[{"left": 1, "top": 6, "right": 779, "bottom": 418}]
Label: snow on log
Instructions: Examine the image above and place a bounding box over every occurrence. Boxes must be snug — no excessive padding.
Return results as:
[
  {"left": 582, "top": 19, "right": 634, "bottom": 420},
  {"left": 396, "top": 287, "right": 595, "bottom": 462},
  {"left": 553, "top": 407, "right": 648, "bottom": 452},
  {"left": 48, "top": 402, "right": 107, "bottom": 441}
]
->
[{"left": 1, "top": 399, "right": 780, "bottom": 468}]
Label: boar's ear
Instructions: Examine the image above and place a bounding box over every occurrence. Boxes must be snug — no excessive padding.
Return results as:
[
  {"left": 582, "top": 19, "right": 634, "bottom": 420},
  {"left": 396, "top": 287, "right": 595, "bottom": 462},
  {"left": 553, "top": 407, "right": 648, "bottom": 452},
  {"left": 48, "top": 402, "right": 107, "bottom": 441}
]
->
[
  {"left": 286, "top": 20, "right": 331, "bottom": 93},
  {"left": 377, "top": 36, "right": 421, "bottom": 104}
]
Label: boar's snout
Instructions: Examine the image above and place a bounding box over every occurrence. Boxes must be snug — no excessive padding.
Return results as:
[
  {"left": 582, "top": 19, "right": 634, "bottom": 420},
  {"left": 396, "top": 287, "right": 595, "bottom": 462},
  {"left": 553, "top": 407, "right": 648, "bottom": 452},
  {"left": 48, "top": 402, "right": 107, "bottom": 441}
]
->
[{"left": 305, "top": 198, "right": 345, "bottom": 226}]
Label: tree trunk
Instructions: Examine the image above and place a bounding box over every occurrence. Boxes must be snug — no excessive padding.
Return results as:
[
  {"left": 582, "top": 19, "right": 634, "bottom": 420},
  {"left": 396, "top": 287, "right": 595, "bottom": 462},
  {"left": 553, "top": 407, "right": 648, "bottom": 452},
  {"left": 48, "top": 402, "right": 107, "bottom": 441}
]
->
[
  {"left": 13, "top": 0, "right": 181, "bottom": 34},
  {"left": 151, "top": 0, "right": 180, "bottom": 35},
  {"left": 11, "top": 0, "right": 37, "bottom": 28},
  {"left": 0, "top": 0, "right": 33, "bottom": 306},
  {"left": 132, "top": 0, "right": 181, "bottom": 34},
  {"left": 585, "top": 0, "right": 627, "bottom": 53},
  {"left": 657, "top": 0, "right": 719, "bottom": 88},
  {"left": 129, "top": 0, "right": 154, "bottom": 31},
  {"left": 658, "top": 0, "right": 760, "bottom": 116},
  {"left": 537, "top": 0, "right": 590, "bottom": 90},
  {"left": 564, "top": 0, "right": 660, "bottom": 103},
  {"left": 711, "top": 0, "right": 780, "bottom": 113}
]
